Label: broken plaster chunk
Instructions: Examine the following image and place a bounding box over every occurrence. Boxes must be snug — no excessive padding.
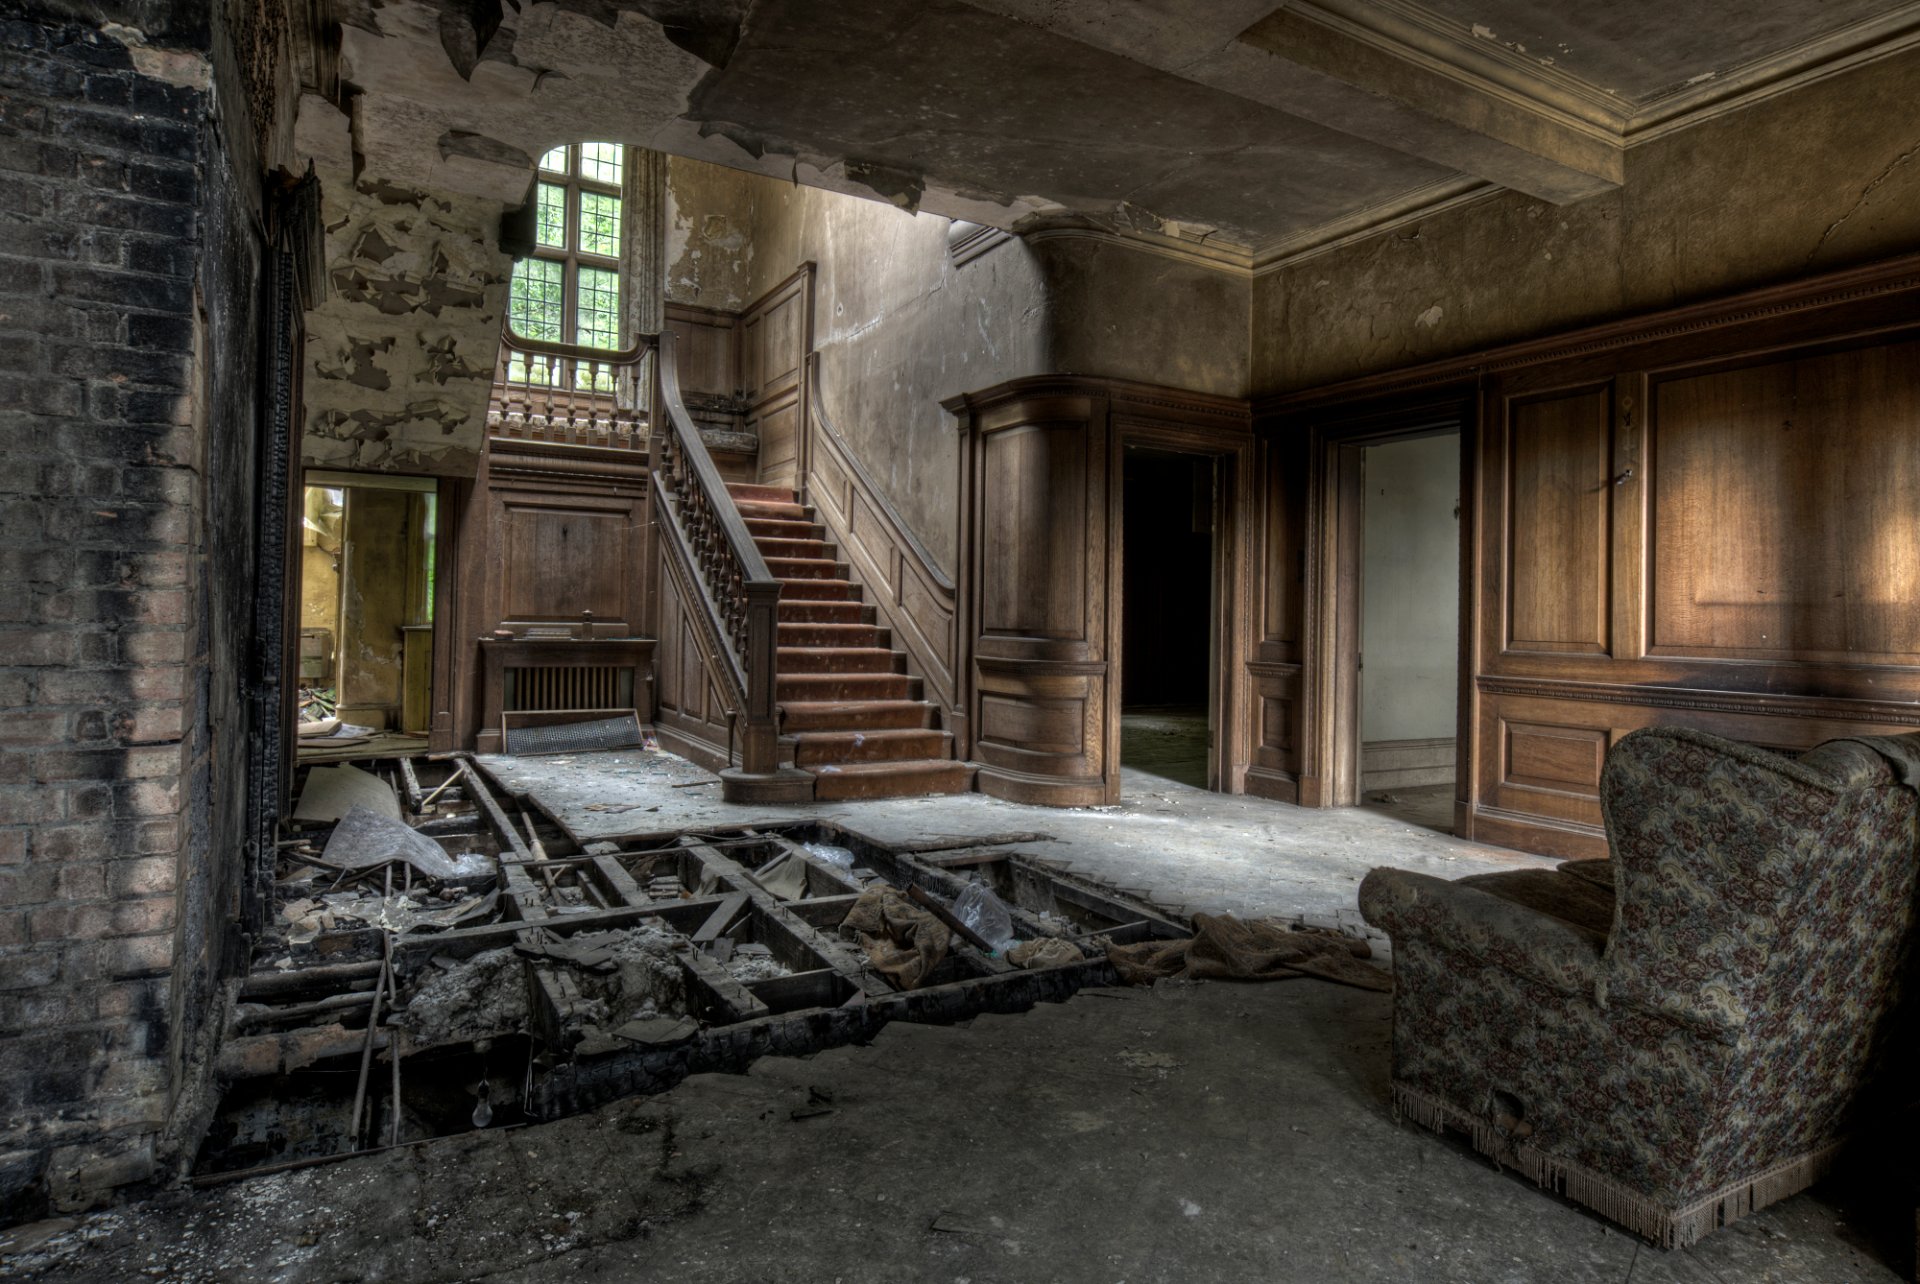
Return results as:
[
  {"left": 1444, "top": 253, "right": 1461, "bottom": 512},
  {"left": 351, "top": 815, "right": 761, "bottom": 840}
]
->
[{"left": 611, "top": 1015, "right": 699, "bottom": 1045}]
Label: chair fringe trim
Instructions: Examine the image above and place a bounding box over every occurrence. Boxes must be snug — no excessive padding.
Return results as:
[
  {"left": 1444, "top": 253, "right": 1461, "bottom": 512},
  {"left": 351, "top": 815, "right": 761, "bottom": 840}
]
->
[{"left": 1390, "top": 1081, "right": 1845, "bottom": 1249}]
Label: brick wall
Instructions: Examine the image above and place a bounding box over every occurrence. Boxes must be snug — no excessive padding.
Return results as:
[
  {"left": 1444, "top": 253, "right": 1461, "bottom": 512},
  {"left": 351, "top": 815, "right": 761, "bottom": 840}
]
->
[{"left": 0, "top": 9, "right": 262, "bottom": 1219}]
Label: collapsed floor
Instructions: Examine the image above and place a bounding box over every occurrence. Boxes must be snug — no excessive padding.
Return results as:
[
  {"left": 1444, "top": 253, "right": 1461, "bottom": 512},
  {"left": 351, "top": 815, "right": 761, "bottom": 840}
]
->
[{"left": 8, "top": 747, "right": 1904, "bottom": 1280}]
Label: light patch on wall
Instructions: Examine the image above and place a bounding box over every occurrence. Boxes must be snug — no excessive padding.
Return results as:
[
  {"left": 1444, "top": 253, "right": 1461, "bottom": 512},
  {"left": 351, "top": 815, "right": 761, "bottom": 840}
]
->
[{"left": 1416, "top": 304, "right": 1444, "bottom": 329}]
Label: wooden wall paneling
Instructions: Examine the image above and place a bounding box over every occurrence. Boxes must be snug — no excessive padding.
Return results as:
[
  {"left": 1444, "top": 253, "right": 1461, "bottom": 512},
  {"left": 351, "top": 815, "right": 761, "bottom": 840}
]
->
[
  {"left": 1246, "top": 429, "right": 1306, "bottom": 802},
  {"left": 957, "top": 388, "right": 1114, "bottom": 805},
  {"left": 952, "top": 377, "right": 1255, "bottom": 806},
  {"left": 493, "top": 491, "right": 642, "bottom": 626},
  {"left": 1452, "top": 408, "right": 1483, "bottom": 838},
  {"left": 663, "top": 305, "right": 739, "bottom": 403},
  {"left": 451, "top": 441, "right": 652, "bottom": 750},
  {"left": 1262, "top": 254, "right": 1920, "bottom": 860},
  {"left": 1502, "top": 381, "right": 1614, "bottom": 656},
  {"left": 1647, "top": 337, "right": 1920, "bottom": 666},
  {"left": 648, "top": 534, "right": 734, "bottom": 771},
  {"left": 804, "top": 420, "right": 959, "bottom": 710},
  {"left": 738, "top": 263, "right": 814, "bottom": 488}
]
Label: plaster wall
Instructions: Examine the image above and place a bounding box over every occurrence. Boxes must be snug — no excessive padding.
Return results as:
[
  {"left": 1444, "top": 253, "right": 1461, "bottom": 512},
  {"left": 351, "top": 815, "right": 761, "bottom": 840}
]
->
[
  {"left": 664, "top": 161, "right": 1252, "bottom": 572},
  {"left": 1254, "top": 45, "right": 1920, "bottom": 392},
  {"left": 667, "top": 162, "right": 1051, "bottom": 572},
  {"left": 298, "top": 149, "right": 511, "bottom": 477},
  {"left": 1359, "top": 435, "right": 1458, "bottom": 744}
]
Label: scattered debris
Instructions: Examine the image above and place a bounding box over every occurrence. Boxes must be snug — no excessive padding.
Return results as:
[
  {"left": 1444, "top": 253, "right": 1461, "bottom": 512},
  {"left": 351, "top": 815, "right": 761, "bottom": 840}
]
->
[{"left": 294, "top": 763, "right": 403, "bottom": 822}]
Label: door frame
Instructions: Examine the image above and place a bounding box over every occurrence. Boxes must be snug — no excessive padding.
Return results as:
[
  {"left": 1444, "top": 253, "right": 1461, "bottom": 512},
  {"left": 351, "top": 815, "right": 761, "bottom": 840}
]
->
[
  {"left": 1108, "top": 421, "right": 1255, "bottom": 796},
  {"left": 1298, "top": 389, "right": 1479, "bottom": 823}
]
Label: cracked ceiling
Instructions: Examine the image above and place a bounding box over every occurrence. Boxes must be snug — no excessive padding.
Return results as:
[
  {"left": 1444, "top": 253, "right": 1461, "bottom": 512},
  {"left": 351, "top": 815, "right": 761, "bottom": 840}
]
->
[{"left": 313, "top": 0, "right": 1920, "bottom": 268}]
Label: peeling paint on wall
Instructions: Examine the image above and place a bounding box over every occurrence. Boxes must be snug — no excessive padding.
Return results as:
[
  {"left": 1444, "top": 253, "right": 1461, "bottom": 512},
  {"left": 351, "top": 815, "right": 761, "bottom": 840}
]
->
[{"left": 300, "top": 168, "right": 510, "bottom": 475}]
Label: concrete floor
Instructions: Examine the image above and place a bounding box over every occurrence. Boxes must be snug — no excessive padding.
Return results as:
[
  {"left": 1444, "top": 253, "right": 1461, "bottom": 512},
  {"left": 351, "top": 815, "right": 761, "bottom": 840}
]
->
[
  {"left": 479, "top": 745, "right": 1554, "bottom": 940},
  {"left": 5, "top": 980, "right": 1902, "bottom": 1282}
]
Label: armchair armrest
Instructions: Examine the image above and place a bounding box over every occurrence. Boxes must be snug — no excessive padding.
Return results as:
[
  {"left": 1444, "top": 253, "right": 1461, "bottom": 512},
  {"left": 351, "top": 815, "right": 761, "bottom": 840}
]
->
[{"left": 1359, "top": 867, "right": 1604, "bottom": 998}]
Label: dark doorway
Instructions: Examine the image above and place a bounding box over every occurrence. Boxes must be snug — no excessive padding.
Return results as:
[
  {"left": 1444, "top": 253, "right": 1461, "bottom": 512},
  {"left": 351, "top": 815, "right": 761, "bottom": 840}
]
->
[{"left": 1120, "top": 448, "right": 1216, "bottom": 789}]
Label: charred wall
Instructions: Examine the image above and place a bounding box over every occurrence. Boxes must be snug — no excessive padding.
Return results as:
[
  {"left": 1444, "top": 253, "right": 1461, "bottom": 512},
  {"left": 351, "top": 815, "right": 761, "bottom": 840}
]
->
[{"left": 0, "top": 0, "right": 272, "bottom": 1221}]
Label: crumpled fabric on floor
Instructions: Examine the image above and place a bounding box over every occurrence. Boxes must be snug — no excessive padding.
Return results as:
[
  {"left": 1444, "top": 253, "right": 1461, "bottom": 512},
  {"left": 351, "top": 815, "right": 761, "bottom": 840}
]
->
[
  {"left": 840, "top": 886, "right": 952, "bottom": 990},
  {"left": 1107, "top": 913, "right": 1390, "bottom": 992},
  {"left": 1006, "top": 937, "right": 1085, "bottom": 969}
]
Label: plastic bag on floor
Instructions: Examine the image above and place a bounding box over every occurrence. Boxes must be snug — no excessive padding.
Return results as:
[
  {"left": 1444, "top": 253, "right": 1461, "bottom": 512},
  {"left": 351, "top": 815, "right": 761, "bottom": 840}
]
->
[
  {"left": 951, "top": 882, "right": 1016, "bottom": 953},
  {"left": 802, "top": 842, "right": 856, "bottom": 870}
]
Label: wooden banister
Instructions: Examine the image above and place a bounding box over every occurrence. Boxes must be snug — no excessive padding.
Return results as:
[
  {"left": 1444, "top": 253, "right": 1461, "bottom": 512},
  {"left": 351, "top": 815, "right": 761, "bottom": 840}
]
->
[
  {"left": 488, "top": 330, "right": 652, "bottom": 452},
  {"left": 650, "top": 329, "right": 782, "bottom": 774}
]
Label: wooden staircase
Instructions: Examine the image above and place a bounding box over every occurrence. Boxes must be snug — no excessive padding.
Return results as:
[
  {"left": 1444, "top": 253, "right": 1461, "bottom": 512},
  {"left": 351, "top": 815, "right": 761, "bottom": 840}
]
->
[{"left": 727, "top": 481, "right": 972, "bottom": 801}]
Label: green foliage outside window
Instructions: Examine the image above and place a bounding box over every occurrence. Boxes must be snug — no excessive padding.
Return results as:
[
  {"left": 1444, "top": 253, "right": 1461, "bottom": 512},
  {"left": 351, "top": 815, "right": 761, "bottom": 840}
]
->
[
  {"left": 507, "top": 142, "right": 625, "bottom": 358},
  {"left": 579, "top": 191, "right": 621, "bottom": 257},
  {"left": 510, "top": 258, "right": 563, "bottom": 344}
]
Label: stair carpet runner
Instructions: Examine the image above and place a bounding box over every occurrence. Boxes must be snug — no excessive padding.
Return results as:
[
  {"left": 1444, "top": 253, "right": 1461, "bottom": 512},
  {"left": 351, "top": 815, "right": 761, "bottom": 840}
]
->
[{"left": 726, "top": 482, "right": 972, "bottom": 801}]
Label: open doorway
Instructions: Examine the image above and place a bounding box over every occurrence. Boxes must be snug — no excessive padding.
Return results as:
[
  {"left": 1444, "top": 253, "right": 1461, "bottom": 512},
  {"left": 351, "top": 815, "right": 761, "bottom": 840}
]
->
[
  {"left": 297, "top": 471, "right": 439, "bottom": 761},
  {"left": 1120, "top": 448, "right": 1216, "bottom": 790},
  {"left": 1354, "top": 433, "right": 1459, "bottom": 833}
]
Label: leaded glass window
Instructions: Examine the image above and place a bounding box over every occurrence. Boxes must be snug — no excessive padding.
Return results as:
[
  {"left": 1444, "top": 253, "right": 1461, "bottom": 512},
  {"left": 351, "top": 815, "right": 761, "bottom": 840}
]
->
[{"left": 506, "top": 141, "right": 627, "bottom": 365}]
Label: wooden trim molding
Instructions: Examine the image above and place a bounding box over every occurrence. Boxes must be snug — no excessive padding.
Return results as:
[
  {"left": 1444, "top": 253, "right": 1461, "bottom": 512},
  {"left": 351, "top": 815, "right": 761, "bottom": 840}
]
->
[
  {"left": 1476, "top": 676, "right": 1920, "bottom": 728},
  {"left": 1257, "top": 250, "right": 1920, "bottom": 413}
]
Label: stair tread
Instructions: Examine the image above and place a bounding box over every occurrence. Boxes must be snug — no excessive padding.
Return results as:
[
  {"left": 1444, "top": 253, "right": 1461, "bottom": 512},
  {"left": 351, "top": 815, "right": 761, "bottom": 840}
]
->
[
  {"left": 790, "top": 727, "right": 946, "bottom": 742},
  {"left": 812, "top": 757, "right": 968, "bottom": 775}
]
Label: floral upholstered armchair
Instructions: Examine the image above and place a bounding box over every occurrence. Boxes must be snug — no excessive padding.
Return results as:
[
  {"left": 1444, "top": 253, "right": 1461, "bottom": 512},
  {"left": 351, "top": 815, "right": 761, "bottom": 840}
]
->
[{"left": 1360, "top": 727, "right": 1920, "bottom": 1247}]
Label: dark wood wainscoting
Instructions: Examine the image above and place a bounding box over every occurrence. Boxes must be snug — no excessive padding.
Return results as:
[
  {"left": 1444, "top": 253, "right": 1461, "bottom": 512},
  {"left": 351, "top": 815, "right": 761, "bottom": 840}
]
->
[
  {"left": 448, "top": 440, "right": 652, "bottom": 752},
  {"left": 1263, "top": 251, "right": 1920, "bottom": 858},
  {"left": 743, "top": 264, "right": 814, "bottom": 488},
  {"left": 946, "top": 378, "right": 1255, "bottom": 806}
]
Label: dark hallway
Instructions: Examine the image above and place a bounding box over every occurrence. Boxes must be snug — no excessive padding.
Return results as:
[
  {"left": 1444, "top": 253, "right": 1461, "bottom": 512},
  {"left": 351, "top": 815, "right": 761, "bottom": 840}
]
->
[{"left": 1120, "top": 449, "right": 1215, "bottom": 790}]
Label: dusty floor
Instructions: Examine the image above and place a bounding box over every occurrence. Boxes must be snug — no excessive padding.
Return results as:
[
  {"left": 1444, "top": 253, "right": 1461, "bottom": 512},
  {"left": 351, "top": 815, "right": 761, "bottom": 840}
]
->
[
  {"left": 480, "top": 745, "right": 1551, "bottom": 941},
  {"left": 1120, "top": 706, "right": 1210, "bottom": 790},
  {"left": 4, "top": 980, "right": 1902, "bottom": 1283},
  {"left": 1361, "top": 783, "right": 1455, "bottom": 836}
]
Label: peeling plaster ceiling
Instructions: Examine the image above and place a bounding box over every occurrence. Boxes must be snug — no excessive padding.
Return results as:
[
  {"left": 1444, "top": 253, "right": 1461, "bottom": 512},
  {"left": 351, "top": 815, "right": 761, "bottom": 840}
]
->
[{"left": 324, "top": 0, "right": 1920, "bottom": 264}]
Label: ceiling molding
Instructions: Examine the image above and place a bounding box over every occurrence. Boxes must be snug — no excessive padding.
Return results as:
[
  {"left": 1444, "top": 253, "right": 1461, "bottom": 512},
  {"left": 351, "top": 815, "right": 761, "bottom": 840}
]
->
[
  {"left": 1247, "top": 177, "right": 1499, "bottom": 275},
  {"left": 1298, "top": 0, "right": 1629, "bottom": 134},
  {"left": 1623, "top": 2, "right": 1920, "bottom": 144},
  {"left": 1015, "top": 176, "right": 1504, "bottom": 280}
]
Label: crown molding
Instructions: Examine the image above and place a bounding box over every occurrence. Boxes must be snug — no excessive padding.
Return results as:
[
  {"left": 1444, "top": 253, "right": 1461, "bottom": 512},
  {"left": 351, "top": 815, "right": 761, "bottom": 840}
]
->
[
  {"left": 1623, "top": 3, "right": 1920, "bottom": 144},
  {"left": 1247, "top": 177, "right": 1499, "bottom": 274},
  {"left": 1298, "top": 0, "right": 1627, "bottom": 135}
]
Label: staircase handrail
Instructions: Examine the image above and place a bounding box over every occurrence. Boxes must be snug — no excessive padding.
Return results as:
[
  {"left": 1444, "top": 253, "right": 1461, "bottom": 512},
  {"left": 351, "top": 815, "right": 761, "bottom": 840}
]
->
[{"left": 650, "top": 329, "right": 782, "bottom": 773}]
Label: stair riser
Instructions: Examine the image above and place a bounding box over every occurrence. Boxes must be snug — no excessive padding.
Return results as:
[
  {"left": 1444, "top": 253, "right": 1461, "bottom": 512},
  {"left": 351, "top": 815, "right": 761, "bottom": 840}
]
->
[
  {"left": 778, "top": 675, "right": 918, "bottom": 701},
  {"left": 777, "top": 602, "right": 873, "bottom": 625},
  {"left": 812, "top": 762, "right": 974, "bottom": 801},
  {"left": 756, "top": 539, "right": 836, "bottom": 561},
  {"left": 745, "top": 518, "right": 823, "bottom": 541},
  {"left": 777, "top": 649, "right": 901, "bottom": 675},
  {"left": 735, "top": 501, "right": 809, "bottom": 522},
  {"left": 766, "top": 558, "right": 847, "bottom": 581},
  {"left": 792, "top": 731, "right": 950, "bottom": 765},
  {"left": 778, "top": 625, "right": 887, "bottom": 648},
  {"left": 781, "top": 702, "right": 934, "bottom": 732},
  {"left": 778, "top": 581, "right": 858, "bottom": 601},
  {"left": 725, "top": 483, "right": 798, "bottom": 504}
]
